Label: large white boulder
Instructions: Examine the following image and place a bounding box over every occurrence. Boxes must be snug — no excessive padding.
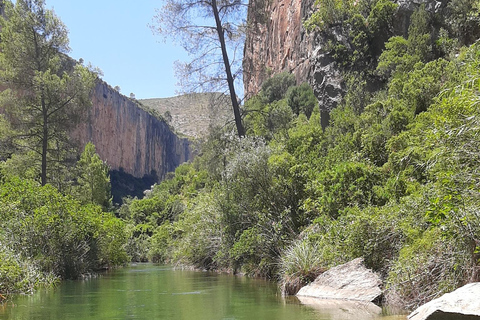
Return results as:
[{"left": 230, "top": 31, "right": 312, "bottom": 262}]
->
[
  {"left": 408, "top": 283, "right": 480, "bottom": 320},
  {"left": 296, "top": 258, "right": 382, "bottom": 302}
]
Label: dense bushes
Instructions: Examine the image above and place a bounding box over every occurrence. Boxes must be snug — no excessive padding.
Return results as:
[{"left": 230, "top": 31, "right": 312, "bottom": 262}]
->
[
  {"left": 119, "top": 37, "right": 480, "bottom": 310},
  {"left": 0, "top": 245, "right": 58, "bottom": 299},
  {"left": 92, "top": 0, "right": 480, "bottom": 310},
  {"left": 0, "top": 177, "right": 128, "bottom": 298}
]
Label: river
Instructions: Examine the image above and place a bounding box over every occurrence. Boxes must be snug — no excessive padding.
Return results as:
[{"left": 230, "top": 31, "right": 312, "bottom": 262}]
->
[{"left": 0, "top": 264, "right": 406, "bottom": 320}]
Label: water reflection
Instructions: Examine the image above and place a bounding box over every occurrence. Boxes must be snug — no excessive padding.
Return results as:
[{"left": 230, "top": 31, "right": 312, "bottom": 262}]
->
[
  {"left": 296, "top": 296, "right": 382, "bottom": 319},
  {"left": 0, "top": 264, "right": 406, "bottom": 320}
]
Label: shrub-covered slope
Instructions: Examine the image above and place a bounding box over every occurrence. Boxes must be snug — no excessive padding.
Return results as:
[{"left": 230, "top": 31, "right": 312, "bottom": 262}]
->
[{"left": 122, "top": 0, "right": 480, "bottom": 309}]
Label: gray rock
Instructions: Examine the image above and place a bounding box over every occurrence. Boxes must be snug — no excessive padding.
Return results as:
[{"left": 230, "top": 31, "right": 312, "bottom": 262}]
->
[
  {"left": 309, "top": 25, "right": 346, "bottom": 117},
  {"left": 408, "top": 283, "right": 480, "bottom": 320},
  {"left": 296, "top": 258, "right": 382, "bottom": 302},
  {"left": 393, "top": 0, "right": 445, "bottom": 37}
]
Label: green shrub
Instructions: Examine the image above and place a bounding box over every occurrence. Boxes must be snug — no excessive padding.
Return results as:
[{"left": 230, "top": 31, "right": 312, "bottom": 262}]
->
[
  {"left": 0, "top": 177, "right": 128, "bottom": 279},
  {"left": 261, "top": 72, "right": 296, "bottom": 103},
  {"left": 0, "top": 244, "right": 58, "bottom": 299},
  {"left": 304, "top": 161, "right": 385, "bottom": 218},
  {"left": 148, "top": 222, "right": 174, "bottom": 263},
  {"left": 279, "top": 240, "right": 325, "bottom": 295},
  {"left": 170, "top": 191, "right": 222, "bottom": 269},
  {"left": 385, "top": 229, "right": 470, "bottom": 310},
  {"left": 286, "top": 83, "right": 317, "bottom": 118}
]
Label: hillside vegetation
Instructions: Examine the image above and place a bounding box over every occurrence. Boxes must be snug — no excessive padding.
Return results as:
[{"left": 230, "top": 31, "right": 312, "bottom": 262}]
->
[
  {"left": 121, "top": 0, "right": 480, "bottom": 310},
  {"left": 140, "top": 93, "right": 233, "bottom": 138},
  {"left": 0, "top": 1, "right": 128, "bottom": 301},
  {"left": 1, "top": 0, "right": 480, "bottom": 312}
]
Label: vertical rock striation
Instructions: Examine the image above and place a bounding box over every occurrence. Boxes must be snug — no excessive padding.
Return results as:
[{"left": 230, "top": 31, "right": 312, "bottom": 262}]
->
[
  {"left": 243, "top": 0, "right": 316, "bottom": 99},
  {"left": 243, "top": 0, "right": 449, "bottom": 123},
  {"left": 74, "top": 81, "right": 191, "bottom": 180},
  {"left": 243, "top": 0, "right": 345, "bottom": 121}
]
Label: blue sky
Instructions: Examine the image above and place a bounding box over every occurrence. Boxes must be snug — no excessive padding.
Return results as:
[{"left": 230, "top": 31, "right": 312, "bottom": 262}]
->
[{"left": 45, "top": 0, "right": 188, "bottom": 99}]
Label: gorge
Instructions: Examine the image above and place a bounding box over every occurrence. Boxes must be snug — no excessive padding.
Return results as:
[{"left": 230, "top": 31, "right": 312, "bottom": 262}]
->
[{"left": 74, "top": 81, "right": 191, "bottom": 182}]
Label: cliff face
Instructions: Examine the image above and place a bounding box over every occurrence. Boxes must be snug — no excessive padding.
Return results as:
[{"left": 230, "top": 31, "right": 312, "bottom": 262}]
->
[
  {"left": 74, "top": 81, "right": 191, "bottom": 180},
  {"left": 243, "top": 0, "right": 446, "bottom": 122},
  {"left": 140, "top": 93, "right": 233, "bottom": 139},
  {"left": 243, "top": 0, "right": 315, "bottom": 99},
  {"left": 243, "top": 0, "right": 344, "bottom": 120}
]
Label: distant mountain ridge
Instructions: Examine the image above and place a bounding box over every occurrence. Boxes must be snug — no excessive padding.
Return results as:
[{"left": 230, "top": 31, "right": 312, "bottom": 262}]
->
[{"left": 140, "top": 93, "right": 233, "bottom": 139}]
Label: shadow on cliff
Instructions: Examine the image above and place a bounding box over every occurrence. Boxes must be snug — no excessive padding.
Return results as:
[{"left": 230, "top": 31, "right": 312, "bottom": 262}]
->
[{"left": 110, "top": 168, "right": 158, "bottom": 205}]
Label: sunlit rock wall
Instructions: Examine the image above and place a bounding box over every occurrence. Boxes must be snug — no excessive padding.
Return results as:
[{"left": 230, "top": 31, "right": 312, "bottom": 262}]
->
[{"left": 74, "top": 81, "right": 191, "bottom": 180}]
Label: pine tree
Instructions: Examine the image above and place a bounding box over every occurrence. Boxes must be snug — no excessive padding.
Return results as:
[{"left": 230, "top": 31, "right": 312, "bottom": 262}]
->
[
  {"left": 75, "top": 142, "right": 112, "bottom": 211},
  {"left": 0, "top": 0, "right": 97, "bottom": 186}
]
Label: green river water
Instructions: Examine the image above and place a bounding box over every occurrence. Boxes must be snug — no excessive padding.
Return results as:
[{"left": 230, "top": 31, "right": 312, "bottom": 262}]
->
[{"left": 0, "top": 264, "right": 407, "bottom": 320}]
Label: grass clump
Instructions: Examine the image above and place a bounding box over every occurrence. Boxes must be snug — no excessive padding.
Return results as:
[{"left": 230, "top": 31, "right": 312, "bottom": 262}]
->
[{"left": 279, "top": 240, "right": 325, "bottom": 295}]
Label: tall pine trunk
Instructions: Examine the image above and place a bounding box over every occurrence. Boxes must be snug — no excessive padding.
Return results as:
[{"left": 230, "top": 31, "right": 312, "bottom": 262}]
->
[{"left": 212, "top": 0, "right": 245, "bottom": 138}]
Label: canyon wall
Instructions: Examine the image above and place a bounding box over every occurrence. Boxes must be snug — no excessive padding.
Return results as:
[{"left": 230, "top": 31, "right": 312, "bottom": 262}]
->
[
  {"left": 243, "top": 0, "right": 344, "bottom": 126},
  {"left": 243, "top": 0, "right": 445, "bottom": 125},
  {"left": 74, "top": 81, "right": 191, "bottom": 180},
  {"left": 243, "top": 0, "right": 315, "bottom": 99}
]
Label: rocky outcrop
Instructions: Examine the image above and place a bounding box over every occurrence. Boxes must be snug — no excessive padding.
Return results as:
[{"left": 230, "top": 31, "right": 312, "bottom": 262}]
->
[
  {"left": 296, "top": 258, "right": 382, "bottom": 302},
  {"left": 243, "top": 0, "right": 451, "bottom": 122},
  {"left": 243, "top": 0, "right": 315, "bottom": 99},
  {"left": 243, "top": 0, "right": 350, "bottom": 117},
  {"left": 408, "top": 283, "right": 480, "bottom": 320},
  {"left": 140, "top": 93, "right": 232, "bottom": 139},
  {"left": 242, "top": 0, "right": 354, "bottom": 123},
  {"left": 73, "top": 81, "right": 191, "bottom": 180}
]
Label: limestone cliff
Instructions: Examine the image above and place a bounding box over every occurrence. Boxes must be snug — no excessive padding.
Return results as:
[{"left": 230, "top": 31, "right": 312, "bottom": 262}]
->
[
  {"left": 243, "top": 0, "right": 315, "bottom": 99},
  {"left": 243, "top": 0, "right": 345, "bottom": 124},
  {"left": 74, "top": 81, "right": 191, "bottom": 180},
  {"left": 243, "top": 0, "right": 452, "bottom": 123}
]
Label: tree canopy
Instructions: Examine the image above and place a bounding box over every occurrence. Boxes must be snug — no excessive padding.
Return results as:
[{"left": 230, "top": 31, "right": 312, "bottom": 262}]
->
[{"left": 0, "top": 0, "right": 97, "bottom": 186}]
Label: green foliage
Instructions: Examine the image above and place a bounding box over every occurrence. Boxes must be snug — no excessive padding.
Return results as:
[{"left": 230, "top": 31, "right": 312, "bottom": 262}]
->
[
  {"left": 170, "top": 191, "right": 223, "bottom": 268},
  {"left": 148, "top": 222, "right": 174, "bottom": 263},
  {"left": 245, "top": 74, "right": 316, "bottom": 141},
  {"left": 377, "top": 5, "right": 434, "bottom": 79},
  {"left": 444, "top": 0, "right": 480, "bottom": 45},
  {"left": 386, "top": 229, "right": 470, "bottom": 309},
  {"left": 0, "top": 0, "right": 98, "bottom": 186},
  {"left": 286, "top": 83, "right": 317, "bottom": 118},
  {"left": 0, "top": 152, "right": 40, "bottom": 182},
  {"left": 279, "top": 240, "right": 325, "bottom": 295},
  {"left": 244, "top": 98, "right": 293, "bottom": 140},
  {"left": 305, "top": 0, "right": 398, "bottom": 76},
  {"left": 261, "top": 72, "right": 296, "bottom": 103},
  {"left": 0, "top": 178, "right": 128, "bottom": 280},
  {"left": 304, "top": 161, "right": 385, "bottom": 218},
  {"left": 304, "top": 0, "right": 355, "bottom": 30},
  {"left": 74, "top": 142, "right": 112, "bottom": 211},
  {"left": 0, "top": 245, "right": 58, "bottom": 298},
  {"left": 116, "top": 7, "right": 480, "bottom": 312}
]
